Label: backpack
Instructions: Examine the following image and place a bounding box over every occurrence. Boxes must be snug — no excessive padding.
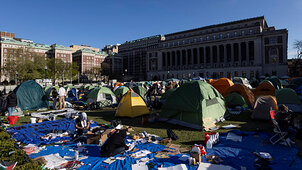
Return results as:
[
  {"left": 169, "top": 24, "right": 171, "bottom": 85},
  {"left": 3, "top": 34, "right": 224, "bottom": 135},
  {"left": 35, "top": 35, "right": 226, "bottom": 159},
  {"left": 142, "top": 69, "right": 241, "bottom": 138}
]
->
[{"left": 167, "top": 129, "right": 178, "bottom": 140}]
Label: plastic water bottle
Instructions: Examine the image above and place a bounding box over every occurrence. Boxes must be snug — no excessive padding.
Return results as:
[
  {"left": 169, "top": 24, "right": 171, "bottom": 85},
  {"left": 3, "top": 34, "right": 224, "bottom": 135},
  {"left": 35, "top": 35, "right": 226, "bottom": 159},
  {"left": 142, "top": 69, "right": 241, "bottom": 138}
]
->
[
  {"left": 74, "top": 150, "right": 79, "bottom": 160},
  {"left": 206, "top": 139, "right": 212, "bottom": 149}
]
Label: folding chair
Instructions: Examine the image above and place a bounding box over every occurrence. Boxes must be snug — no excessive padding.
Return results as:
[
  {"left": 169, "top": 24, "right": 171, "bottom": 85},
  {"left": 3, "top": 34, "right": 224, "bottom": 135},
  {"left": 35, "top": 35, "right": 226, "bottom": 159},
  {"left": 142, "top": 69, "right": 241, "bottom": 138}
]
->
[{"left": 269, "top": 109, "right": 291, "bottom": 147}]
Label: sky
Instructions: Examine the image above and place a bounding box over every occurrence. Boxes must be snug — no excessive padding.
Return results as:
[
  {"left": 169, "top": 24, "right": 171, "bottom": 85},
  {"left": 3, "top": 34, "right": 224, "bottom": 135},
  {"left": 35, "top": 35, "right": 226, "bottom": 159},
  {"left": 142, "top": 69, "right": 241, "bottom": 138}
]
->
[{"left": 0, "top": 0, "right": 301, "bottom": 58}]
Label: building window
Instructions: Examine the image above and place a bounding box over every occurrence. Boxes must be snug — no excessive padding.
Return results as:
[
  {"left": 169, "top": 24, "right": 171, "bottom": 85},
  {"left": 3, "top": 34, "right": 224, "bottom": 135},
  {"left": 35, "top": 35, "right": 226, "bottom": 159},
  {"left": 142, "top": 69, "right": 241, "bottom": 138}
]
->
[
  {"left": 234, "top": 31, "right": 238, "bottom": 37},
  {"left": 172, "top": 42, "right": 175, "bottom": 46},
  {"left": 167, "top": 43, "right": 170, "bottom": 47},
  {"left": 206, "top": 36, "right": 209, "bottom": 40},
  {"left": 177, "top": 41, "right": 180, "bottom": 46},
  {"left": 219, "top": 34, "right": 223, "bottom": 39},
  {"left": 188, "top": 39, "right": 191, "bottom": 44},
  {"left": 226, "top": 33, "right": 230, "bottom": 38},
  {"left": 249, "top": 29, "right": 253, "bottom": 35},
  {"left": 200, "top": 37, "right": 203, "bottom": 41},
  {"left": 4, "top": 49, "right": 7, "bottom": 52},
  {"left": 213, "top": 35, "right": 216, "bottom": 40},
  {"left": 182, "top": 40, "right": 185, "bottom": 44},
  {"left": 194, "top": 38, "right": 197, "bottom": 43},
  {"left": 269, "top": 37, "right": 278, "bottom": 44}
]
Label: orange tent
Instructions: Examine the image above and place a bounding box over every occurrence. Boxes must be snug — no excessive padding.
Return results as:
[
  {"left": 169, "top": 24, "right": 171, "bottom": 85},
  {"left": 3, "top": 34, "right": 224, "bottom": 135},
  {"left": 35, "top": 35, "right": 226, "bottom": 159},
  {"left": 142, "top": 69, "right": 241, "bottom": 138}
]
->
[
  {"left": 224, "top": 84, "right": 255, "bottom": 107},
  {"left": 210, "top": 78, "right": 234, "bottom": 95},
  {"left": 253, "top": 80, "right": 275, "bottom": 99},
  {"left": 114, "top": 82, "right": 123, "bottom": 87}
]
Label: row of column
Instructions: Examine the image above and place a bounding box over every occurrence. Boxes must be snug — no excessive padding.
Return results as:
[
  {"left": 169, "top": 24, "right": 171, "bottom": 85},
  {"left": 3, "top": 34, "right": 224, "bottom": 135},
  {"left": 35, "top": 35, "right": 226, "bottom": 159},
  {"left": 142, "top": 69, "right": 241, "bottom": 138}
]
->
[{"left": 161, "top": 41, "right": 255, "bottom": 70}]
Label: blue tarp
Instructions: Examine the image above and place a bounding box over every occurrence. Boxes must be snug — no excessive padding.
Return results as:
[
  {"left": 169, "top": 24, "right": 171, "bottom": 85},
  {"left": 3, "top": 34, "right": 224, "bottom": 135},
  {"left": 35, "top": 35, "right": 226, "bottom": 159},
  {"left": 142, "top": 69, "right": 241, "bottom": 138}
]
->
[
  {"left": 26, "top": 130, "right": 302, "bottom": 170},
  {"left": 6, "top": 118, "right": 98, "bottom": 146}
]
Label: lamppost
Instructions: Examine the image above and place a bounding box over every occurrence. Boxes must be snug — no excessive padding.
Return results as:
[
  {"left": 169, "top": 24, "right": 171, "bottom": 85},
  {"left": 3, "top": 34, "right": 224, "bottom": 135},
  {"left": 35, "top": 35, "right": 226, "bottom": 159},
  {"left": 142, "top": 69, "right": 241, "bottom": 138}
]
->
[
  {"left": 44, "top": 65, "right": 47, "bottom": 87},
  {"left": 167, "top": 71, "right": 170, "bottom": 79},
  {"left": 15, "top": 72, "right": 18, "bottom": 86}
]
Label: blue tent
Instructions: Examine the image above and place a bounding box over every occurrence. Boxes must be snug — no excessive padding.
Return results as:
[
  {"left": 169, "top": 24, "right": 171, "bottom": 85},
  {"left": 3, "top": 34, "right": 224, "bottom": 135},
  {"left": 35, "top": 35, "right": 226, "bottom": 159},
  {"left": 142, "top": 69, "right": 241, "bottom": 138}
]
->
[
  {"left": 192, "top": 76, "right": 205, "bottom": 81},
  {"left": 66, "top": 88, "right": 78, "bottom": 102}
]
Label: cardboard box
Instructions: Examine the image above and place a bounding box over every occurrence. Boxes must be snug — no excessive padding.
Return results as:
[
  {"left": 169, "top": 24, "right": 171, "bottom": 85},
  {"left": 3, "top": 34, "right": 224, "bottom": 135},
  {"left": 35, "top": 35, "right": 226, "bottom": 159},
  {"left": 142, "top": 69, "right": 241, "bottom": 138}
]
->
[{"left": 86, "top": 129, "right": 113, "bottom": 145}]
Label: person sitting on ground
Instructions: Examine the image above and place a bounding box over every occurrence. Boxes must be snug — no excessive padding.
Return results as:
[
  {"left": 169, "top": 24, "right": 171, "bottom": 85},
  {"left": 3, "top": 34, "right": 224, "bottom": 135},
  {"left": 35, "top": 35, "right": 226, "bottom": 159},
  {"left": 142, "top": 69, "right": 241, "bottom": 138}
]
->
[
  {"left": 275, "top": 104, "right": 297, "bottom": 143},
  {"left": 100, "top": 129, "right": 128, "bottom": 157},
  {"left": 75, "top": 112, "right": 90, "bottom": 137},
  {"left": 6, "top": 91, "right": 17, "bottom": 116}
]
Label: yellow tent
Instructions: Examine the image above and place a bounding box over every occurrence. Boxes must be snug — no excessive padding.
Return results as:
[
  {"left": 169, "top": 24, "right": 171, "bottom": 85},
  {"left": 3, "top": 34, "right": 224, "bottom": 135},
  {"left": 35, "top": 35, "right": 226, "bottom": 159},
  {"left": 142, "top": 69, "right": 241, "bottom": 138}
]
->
[{"left": 115, "top": 91, "right": 149, "bottom": 118}]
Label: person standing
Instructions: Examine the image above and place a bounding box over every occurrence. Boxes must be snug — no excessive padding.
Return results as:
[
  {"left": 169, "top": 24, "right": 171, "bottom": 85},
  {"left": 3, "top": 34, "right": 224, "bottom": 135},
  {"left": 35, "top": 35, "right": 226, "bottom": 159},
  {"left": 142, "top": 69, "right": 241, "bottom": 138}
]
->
[
  {"left": 58, "top": 85, "right": 66, "bottom": 109},
  {"left": 52, "top": 88, "right": 58, "bottom": 110},
  {"left": 6, "top": 91, "right": 17, "bottom": 116}
]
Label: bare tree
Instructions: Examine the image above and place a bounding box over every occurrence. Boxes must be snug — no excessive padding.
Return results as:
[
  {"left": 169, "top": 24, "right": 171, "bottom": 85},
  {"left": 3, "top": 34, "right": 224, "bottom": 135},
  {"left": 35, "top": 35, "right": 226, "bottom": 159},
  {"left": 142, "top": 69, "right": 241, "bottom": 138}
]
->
[{"left": 294, "top": 40, "right": 302, "bottom": 59}]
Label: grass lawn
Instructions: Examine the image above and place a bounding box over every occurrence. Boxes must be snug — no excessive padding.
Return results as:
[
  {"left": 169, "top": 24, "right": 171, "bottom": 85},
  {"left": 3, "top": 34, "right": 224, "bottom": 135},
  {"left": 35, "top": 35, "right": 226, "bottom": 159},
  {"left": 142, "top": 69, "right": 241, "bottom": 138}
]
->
[{"left": 2, "top": 108, "right": 302, "bottom": 158}]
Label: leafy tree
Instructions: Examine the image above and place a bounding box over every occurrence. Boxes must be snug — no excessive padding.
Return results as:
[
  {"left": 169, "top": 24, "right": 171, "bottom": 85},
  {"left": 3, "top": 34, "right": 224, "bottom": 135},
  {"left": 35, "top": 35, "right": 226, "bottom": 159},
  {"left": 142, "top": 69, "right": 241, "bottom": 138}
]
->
[
  {"left": 90, "top": 66, "right": 102, "bottom": 81},
  {"left": 294, "top": 40, "right": 302, "bottom": 59}
]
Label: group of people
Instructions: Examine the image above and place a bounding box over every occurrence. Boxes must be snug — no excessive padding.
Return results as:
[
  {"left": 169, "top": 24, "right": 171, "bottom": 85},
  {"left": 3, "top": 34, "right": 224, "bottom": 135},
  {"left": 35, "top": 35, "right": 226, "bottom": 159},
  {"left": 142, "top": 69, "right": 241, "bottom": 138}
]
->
[{"left": 50, "top": 85, "right": 67, "bottom": 110}]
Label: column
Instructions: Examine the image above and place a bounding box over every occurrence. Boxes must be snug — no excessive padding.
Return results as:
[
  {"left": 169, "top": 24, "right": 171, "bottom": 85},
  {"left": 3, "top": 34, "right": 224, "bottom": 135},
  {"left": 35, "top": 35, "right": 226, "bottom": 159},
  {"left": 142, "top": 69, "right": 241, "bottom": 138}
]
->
[
  {"left": 197, "top": 47, "right": 200, "bottom": 65},
  {"left": 238, "top": 42, "right": 242, "bottom": 66},
  {"left": 210, "top": 46, "right": 213, "bottom": 67},
  {"left": 180, "top": 49, "right": 183, "bottom": 66},
  {"left": 231, "top": 44, "right": 234, "bottom": 65},
  {"left": 246, "top": 42, "right": 250, "bottom": 65},
  {"left": 224, "top": 45, "right": 227, "bottom": 66},
  {"left": 203, "top": 47, "right": 206, "bottom": 68},
  {"left": 217, "top": 45, "right": 220, "bottom": 66}
]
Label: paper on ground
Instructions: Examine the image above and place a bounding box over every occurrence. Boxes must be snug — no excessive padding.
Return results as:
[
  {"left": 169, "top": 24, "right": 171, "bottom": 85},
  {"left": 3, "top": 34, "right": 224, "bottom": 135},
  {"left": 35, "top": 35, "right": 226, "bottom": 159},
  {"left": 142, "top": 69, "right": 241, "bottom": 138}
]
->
[
  {"left": 43, "top": 153, "right": 68, "bottom": 169},
  {"left": 158, "top": 164, "right": 188, "bottom": 170}
]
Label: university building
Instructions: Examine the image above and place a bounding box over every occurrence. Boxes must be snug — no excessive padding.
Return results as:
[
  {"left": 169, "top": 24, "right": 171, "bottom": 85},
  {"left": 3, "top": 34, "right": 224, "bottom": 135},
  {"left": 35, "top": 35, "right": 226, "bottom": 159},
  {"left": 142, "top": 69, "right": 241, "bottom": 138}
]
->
[
  {"left": 119, "top": 16, "right": 288, "bottom": 80},
  {"left": 72, "top": 48, "right": 107, "bottom": 76}
]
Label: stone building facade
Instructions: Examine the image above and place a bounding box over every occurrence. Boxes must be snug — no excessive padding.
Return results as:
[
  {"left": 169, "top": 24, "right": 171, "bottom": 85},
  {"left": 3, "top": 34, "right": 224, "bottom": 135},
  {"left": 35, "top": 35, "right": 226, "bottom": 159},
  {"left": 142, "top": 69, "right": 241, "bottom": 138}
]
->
[
  {"left": 119, "top": 35, "right": 165, "bottom": 80},
  {"left": 121, "top": 16, "right": 288, "bottom": 80}
]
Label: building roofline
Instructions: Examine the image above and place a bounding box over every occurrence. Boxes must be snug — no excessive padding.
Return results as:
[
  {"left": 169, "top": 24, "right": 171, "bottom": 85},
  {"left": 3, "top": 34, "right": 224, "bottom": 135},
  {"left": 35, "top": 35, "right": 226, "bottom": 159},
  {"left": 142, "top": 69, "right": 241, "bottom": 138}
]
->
[{"left": 165, "top": 16, "right": 265, "bottom": 36}]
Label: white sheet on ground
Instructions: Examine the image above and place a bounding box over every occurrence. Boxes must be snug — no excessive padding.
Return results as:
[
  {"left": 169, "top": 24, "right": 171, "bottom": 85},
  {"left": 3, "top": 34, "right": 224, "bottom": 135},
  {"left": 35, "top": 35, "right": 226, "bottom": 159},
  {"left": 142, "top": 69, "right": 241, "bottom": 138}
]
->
[
  {"left": 221, "top": 124, "right": 237, "bottom": 129},
  {"left": 132, "top": 163, "right": 148, "bottom": 170}
]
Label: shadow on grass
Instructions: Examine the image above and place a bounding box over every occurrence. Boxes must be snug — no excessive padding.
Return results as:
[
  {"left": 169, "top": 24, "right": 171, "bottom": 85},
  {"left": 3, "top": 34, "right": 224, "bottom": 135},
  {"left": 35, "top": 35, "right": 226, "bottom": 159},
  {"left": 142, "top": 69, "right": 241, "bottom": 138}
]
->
[{"left": 85, "top": 109, "right": 200, "bottom": 131}]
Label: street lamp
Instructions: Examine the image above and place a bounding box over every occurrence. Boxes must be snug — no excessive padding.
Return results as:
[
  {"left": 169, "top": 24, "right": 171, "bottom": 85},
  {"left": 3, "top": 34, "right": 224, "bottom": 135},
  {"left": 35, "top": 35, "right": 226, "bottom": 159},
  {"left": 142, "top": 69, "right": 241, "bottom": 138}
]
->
[{"left": 44, "top": 65, "right": 47, "bottom": 86}]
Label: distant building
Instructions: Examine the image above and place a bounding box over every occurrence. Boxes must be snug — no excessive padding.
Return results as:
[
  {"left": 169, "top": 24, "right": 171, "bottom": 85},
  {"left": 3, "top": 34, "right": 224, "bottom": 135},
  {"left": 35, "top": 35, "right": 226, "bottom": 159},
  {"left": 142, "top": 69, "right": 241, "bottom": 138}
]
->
[
  {"left": 102, "top": 44, "right": 120, "bottom": 54},
  {"left": 119, "top": 16, "right": 288, "bottom": 81},
  {"left": 0, "top": 31, "right": 73, "bottom": 81},
  {"left": 288, "top": 59, "right": 302, "bottom": 77},
  {"left": 48, "top": 44, "right": 73, "bottom": 63},
  {"left": 70, "top": 45, "right": 100, "bottom": 53},
  {"left": 72, "top": 48, "right": 107, "bottom": 78},
  {"left": 119, "top": 35, "right": 165, "bottom": 80}
]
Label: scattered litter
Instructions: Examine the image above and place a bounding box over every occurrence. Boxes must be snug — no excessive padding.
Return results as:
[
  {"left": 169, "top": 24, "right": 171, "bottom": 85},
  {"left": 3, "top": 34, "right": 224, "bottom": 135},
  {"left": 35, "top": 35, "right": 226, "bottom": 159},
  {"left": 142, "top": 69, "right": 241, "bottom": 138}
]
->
[
  {"left": 131, "top": 150, "right": 152, "bottom": 158},
  {"left": 23, "top": 144, "right": 40, "bottom": 155},
  {"left": 178, "top": 155, "right": 190, "bottom": 161},
  {"left": 43, "top": 153, "right": 68, "bottom": 169}
]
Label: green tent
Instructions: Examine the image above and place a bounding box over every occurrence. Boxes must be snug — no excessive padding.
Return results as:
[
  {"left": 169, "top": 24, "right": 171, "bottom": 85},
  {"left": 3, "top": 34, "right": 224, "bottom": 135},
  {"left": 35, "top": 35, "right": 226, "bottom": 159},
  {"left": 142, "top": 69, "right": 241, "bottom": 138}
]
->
[
  {"left": 132, "top": 86, "right": 147, "bottom": 100},
  {"left": 276, "top": 88, "right": 302, "bottom": 105},
  {"left": 161, "top": 89, "right": 177, "bottom": 100},
  {"left": 266, "top": 77, "right": 282, "bottom": 89},
  {"left": 114, "top": 86, "right": 130, "bottom": 96},
  {"left": 160, "top": 81, "right": 226, "bottom": 129},
  {"left": 45, "top": 86, "right": 59, "bottom": 96},
  {"left": 87, "top": 87, "right": 115, "bottom": 101},
  {"left": 225, "top": 92, "right": 247, "bottom": 108},
  {"left": 16, "top": 80, "right": 48, "bottom": 110}
]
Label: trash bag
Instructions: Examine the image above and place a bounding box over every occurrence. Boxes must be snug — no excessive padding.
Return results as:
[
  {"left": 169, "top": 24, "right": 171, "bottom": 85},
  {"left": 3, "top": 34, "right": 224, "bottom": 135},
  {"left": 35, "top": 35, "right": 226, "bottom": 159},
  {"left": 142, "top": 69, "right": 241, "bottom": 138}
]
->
[{"left": 167, "top": 129, "right": 178, "bottom": 140}]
